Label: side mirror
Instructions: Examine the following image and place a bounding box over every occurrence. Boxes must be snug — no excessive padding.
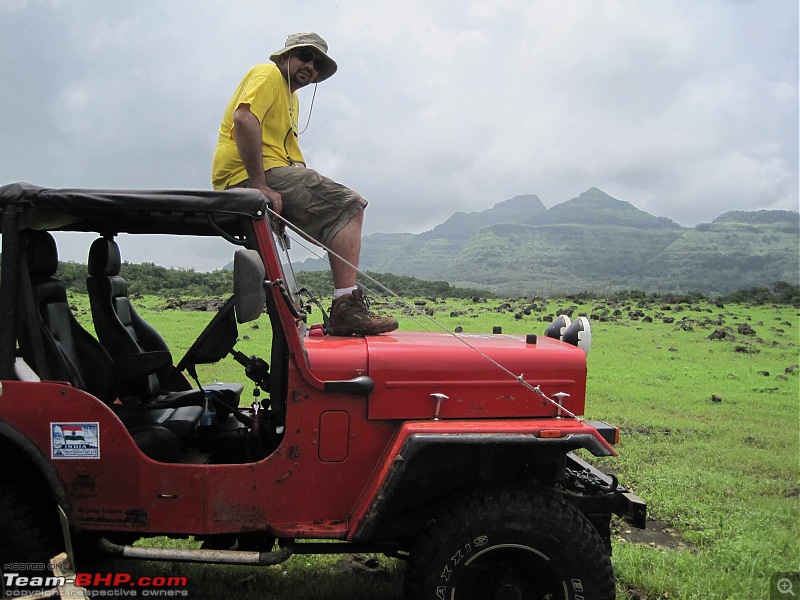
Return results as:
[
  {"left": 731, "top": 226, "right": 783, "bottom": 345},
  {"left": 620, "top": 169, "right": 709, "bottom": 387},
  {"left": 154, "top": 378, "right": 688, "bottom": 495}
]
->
[{"left": 233, "top": 249, "right": 267, "bottom": 324}]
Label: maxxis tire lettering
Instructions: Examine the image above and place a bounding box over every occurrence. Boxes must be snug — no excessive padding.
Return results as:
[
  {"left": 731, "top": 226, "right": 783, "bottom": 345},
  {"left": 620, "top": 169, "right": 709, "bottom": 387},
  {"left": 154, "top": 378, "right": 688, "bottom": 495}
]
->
[
  {"left": 443, "top": 535, "right": 485, "bottom": 574},
  {"left": 405, "top": 486, "right": 615, "bottom": 600}
]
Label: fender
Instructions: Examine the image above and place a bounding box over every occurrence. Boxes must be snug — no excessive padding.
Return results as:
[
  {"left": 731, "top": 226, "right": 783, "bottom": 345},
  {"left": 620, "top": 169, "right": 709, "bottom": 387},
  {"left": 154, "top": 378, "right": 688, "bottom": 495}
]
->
[
  {"left": 348, "top": 419, "right": 616, "bottom": 541},
  {"left": 0, "top": 419, "right": 71, "bottom": 518}
]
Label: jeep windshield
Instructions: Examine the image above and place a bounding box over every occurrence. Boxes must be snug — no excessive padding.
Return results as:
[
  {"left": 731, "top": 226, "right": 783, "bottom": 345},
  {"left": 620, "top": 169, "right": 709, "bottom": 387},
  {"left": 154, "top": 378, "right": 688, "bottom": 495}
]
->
[{"left": 273, "top": 228, "right": 301, "bottom": 302}]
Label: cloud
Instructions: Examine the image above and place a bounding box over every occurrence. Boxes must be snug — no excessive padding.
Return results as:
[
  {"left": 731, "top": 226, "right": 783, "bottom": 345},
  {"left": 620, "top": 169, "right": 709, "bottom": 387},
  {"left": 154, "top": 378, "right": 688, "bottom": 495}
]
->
[{"left": 0, "top": 0, "right": 796, "bottom": 269}]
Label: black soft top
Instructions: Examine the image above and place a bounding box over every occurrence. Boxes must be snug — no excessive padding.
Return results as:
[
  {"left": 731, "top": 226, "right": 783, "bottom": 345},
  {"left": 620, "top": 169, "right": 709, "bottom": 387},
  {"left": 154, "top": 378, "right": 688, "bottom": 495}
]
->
[{"left": 0, "top": 182, "right": 268, "bottom": 236}]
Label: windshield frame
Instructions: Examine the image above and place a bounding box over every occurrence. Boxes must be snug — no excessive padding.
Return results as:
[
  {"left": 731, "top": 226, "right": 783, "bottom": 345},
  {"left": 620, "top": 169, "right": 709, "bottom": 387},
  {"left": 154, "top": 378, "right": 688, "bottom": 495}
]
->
[{"left": 272, "top": 228, "right": 301, "bottom": 302}]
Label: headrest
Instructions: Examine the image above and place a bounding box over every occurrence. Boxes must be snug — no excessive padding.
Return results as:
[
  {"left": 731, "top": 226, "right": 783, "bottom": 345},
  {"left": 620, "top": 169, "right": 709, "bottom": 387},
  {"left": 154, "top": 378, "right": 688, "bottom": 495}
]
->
[
  {"left": 88, "top": 237, "right": 121, "bottom": 277},
  {"left": 23, "top": 230, "right": 58, "bottom": 278}
]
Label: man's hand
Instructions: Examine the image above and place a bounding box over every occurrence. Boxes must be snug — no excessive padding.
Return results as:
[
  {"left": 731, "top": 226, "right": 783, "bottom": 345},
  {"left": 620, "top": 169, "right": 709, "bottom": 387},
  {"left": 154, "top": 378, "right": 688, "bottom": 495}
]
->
[
  {"left": 257, "top": 185, "right": 285, "bottom": 235},
  {"left": 258, "top": 186, "right": 283, "bottom": 215}
]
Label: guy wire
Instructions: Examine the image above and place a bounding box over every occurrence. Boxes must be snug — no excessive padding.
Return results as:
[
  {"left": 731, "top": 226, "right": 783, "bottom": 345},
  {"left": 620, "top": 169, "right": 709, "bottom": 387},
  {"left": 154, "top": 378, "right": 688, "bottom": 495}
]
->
[{"left": 267, "top": 206, "right": 583, "bottom": 421}]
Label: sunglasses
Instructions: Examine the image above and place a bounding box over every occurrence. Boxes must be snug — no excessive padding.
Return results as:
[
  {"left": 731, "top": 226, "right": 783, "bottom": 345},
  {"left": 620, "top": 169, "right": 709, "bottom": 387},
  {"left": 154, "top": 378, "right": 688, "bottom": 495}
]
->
[{"left": 295, "top": 49, "right": 325, "bottom": 72}]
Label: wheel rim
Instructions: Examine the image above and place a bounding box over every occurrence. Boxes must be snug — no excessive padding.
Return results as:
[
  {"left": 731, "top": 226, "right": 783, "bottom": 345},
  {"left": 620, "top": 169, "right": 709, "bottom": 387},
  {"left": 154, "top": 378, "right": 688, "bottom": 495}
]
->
[{"left": 452, "top": 543, "right": 566, "bottom": 600}]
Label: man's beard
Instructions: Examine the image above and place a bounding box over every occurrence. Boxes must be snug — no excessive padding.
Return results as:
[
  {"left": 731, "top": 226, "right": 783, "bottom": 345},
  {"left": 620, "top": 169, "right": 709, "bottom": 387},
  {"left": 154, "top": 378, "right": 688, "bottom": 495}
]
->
[{"left": 292, "top": 68, "right": 314, "bottom": 87}]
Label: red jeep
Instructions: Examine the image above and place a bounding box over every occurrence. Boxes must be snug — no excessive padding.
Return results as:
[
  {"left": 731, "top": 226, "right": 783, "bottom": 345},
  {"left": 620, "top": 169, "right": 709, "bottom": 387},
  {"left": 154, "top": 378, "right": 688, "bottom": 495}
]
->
[{"left": 0, "top": 183, "right": 644, "bottom": 599}]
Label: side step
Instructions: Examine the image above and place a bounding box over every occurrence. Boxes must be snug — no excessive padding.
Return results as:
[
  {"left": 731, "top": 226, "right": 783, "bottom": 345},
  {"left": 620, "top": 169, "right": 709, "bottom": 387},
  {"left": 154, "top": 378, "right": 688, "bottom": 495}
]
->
[{"left": 97, "top": 537, "right": 294, "bottom": 566}]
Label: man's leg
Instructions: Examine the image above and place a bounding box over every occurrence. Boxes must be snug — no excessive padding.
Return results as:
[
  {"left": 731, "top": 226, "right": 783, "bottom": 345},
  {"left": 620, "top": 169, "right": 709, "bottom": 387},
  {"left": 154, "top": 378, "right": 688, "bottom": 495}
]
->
[
  {"left": 260, "top": 166, "right": 397, "bottom": 335},
  {"left": 328, "top": 209, "right": 363, "bottom": 289},
  {"left": 325, "top": 209, "right": 398, "bottom": 336}
]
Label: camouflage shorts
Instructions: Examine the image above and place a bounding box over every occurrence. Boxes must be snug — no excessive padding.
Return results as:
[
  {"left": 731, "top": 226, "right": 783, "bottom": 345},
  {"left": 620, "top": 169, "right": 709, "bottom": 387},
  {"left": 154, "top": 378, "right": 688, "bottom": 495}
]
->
[{"left": 234, "top": 166, "right": 367, "bottom": 248}]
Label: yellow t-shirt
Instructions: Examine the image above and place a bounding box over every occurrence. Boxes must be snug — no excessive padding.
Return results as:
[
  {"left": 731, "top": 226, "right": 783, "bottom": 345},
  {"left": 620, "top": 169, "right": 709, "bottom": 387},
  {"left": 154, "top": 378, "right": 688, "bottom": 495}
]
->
[{"left": 211, "top": 64, "right": 304, "bottom": 190}]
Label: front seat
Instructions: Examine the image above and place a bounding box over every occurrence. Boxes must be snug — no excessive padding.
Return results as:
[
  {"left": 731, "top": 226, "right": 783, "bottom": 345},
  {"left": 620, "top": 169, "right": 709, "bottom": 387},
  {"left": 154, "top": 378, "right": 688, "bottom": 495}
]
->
[
  {"left": 85, "top": 236, "right": 242, "bottom": 414},
  {"left": 19, "top": 230, "right": 201, "bottom": 461}
]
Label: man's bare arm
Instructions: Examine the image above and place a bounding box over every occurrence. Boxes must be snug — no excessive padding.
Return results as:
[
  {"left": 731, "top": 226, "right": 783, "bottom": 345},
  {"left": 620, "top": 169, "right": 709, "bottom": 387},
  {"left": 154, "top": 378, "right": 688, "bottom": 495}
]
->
[{"left": 233, "top": 104, "right": 283, "bottom": 214}]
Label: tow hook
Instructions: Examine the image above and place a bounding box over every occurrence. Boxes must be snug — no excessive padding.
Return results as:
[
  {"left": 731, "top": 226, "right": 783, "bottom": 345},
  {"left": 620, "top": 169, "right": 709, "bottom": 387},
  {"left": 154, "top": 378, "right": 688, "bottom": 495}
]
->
[
  {"left": 565, "top": 453, "right": 647, "bottom": 529},
  {"left": 569, "top": 465, "right": 619, "bottom": 493}
]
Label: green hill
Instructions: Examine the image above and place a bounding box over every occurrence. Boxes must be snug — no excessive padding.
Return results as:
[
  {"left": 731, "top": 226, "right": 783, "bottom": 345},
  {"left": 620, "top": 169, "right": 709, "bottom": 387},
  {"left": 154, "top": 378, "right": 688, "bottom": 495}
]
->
[
  {"left": 542, "top": 187, "right": 682, "bottom": 230},
  {"left": 642, "top": 212, "right": 799, "bottom": 296},
  {"left": 297, "top": 188, "right": 799, "bottom": 295},
  {"left": 419, "top": 193, "right": 548, "bottom": 240}
]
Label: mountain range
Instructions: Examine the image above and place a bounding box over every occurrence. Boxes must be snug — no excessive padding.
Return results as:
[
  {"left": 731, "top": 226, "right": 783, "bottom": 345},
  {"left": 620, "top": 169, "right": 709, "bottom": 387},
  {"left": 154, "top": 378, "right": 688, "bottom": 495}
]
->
[{"left": 297, "top": 188, "right": 799, "bottom": 295}]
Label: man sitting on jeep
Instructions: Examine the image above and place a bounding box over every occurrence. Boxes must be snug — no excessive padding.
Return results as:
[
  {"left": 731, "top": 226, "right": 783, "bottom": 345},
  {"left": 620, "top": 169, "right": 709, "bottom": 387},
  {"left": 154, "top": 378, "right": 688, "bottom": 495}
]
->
[{"left": 211, "top": 32, "right": 397, "bottom": 337}]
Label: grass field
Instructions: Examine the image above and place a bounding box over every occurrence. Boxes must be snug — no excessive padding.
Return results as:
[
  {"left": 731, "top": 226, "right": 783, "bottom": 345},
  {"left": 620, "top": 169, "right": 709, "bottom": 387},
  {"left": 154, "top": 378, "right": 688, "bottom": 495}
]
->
[{"left": 66, "top": 292, "right": 799, "bottom": 599}]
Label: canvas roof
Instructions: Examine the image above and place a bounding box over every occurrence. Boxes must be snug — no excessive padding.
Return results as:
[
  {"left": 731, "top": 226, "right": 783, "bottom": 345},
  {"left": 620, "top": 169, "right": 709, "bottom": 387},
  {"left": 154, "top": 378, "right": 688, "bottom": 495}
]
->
[{"left": 0, "top": 182, "right": 268, "bottom": 236}]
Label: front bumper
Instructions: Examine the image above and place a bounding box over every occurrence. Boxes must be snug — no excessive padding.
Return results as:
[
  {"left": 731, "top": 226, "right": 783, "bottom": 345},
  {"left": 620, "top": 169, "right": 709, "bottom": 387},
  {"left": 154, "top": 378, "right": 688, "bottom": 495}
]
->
[{"left": 565, "top": 452, "right": 647, "bottom": 529}]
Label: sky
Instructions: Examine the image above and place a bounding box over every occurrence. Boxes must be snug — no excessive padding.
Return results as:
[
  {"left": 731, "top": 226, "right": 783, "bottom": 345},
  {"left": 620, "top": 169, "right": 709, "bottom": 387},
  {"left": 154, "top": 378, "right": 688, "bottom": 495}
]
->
[{"left": 0, "top": 0, "right": 797, "bottom": 270}]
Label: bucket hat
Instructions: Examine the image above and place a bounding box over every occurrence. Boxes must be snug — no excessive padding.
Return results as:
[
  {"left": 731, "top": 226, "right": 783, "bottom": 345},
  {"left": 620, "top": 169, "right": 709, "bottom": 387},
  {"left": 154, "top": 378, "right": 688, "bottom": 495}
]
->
[{"left": 269, "top": 32, "right": 338, "bottom": 83}]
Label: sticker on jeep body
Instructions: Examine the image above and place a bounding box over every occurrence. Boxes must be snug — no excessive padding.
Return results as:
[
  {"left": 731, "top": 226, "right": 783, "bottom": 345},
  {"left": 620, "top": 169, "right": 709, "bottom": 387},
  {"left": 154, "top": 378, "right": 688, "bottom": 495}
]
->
[{"left": 51, "top": 422, "right": 100, "bottom": 459}]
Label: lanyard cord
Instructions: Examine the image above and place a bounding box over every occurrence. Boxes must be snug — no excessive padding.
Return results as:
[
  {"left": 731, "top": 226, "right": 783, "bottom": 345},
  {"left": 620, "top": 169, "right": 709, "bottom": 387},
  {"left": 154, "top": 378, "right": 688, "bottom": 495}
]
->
[
  {"left": 284, "top": 61, "right": 317, "bottom": 135},
  {"left": 297, "top": 84, "right": 316, "bottom": 135}
]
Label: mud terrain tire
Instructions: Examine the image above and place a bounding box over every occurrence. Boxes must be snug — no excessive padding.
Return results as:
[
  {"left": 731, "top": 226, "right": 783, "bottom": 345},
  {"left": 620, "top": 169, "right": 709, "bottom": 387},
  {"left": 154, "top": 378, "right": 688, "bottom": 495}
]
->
[{"left": 405, "top": 486, "right": 615, "bottom": 600}]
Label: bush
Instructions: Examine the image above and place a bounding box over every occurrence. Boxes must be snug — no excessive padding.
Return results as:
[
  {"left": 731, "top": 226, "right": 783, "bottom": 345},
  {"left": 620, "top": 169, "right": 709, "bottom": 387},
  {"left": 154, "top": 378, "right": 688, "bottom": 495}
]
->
[
  {"left": 295, "top": 270, "right": 493, "bottom": 299},
  {"left": 720, "top": 281, "right": 799, "bottom": 306},
  {"left": 43, "top": 259, "right": 799, "bottom": 306}
]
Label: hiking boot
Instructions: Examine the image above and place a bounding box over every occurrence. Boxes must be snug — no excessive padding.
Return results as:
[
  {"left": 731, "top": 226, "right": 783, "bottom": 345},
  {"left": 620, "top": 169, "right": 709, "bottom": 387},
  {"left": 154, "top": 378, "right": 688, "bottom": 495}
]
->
[{"left": 328, "top": 290, "right": 399, "bottom": 336}]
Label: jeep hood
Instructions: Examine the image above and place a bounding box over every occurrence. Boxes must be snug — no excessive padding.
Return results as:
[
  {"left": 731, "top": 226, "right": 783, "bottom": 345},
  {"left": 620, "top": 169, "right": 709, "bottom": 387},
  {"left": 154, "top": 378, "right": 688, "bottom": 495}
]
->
[{"left": 305, "top": 331, "right": 587, "bottom": 420}]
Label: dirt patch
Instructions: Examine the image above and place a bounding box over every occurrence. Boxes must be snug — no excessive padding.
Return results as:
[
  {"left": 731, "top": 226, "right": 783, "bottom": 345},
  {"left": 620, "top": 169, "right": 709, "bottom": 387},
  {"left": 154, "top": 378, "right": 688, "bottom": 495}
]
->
[
  {"left": 617, "top": 521, "right": 696, "bottom": 599},
  {"left": 163, "top": 297, "right": 227, "bottom": 311},
  {"left": 330, "top": 554, "right": 396, "bottom": 582},
  {"left": 617, "top": 519, "right": 696, "bottom": 552}
]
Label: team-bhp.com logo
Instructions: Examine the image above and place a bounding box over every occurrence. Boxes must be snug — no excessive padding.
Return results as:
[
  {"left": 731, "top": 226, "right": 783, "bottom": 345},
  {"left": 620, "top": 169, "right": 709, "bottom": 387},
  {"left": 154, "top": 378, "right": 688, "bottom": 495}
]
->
[{"left": 3, "top": 566, "right": 188, "bottom": 597}]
